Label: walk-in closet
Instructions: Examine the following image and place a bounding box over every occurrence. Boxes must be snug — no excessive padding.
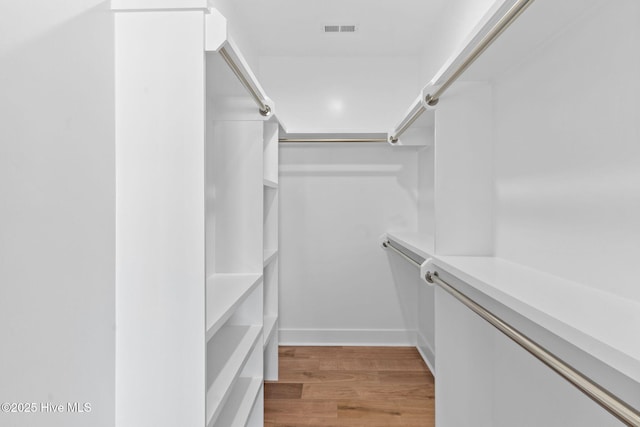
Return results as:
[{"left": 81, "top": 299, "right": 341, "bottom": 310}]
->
[{"left": 2, "top": 0, "right": 639, "bottom": 426}]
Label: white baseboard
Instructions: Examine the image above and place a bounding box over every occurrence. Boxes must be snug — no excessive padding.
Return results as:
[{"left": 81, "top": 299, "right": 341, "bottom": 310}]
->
[
  {"left": 417, "top": 331, "right": 436, "bottom": 376},
  {"left": 279, "top": 328, "right": 417, "bottom": 346}
]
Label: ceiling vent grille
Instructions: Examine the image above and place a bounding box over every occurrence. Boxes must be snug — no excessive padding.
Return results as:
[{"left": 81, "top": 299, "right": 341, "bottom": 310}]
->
[{"left": 323, "top": 25, "right": 357, "bottom": 33}]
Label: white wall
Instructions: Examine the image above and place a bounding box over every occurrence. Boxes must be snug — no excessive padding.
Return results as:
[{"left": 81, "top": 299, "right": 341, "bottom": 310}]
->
[
  {"left": 259, "top": 56, "right": 422, "bottom": 131},
  {"left": 0, "top": 2, "right": 114, "bottom": 426},
  {"left": 434, "top": 82, "right": 494, "bottom": 256},
  {"left": 417, "top": 147, "right": 435, "bottom": 235},
  {"left": 279, "top": 143, "right": 420, "bottom": 344},
  {"left": 419, "top": 0, "right": 497, "bottom": 81},
  {"left": 493, "top": 0, "right": 640, "bottom": 302}
]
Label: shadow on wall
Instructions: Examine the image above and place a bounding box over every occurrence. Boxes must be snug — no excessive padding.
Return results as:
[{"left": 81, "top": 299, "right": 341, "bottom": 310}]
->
[
  {"left": 0, "top": 2, "right": 115, "bottom": 427},
  {"left": 279, "top": 142, "right": 419, "bottom": 203},
  {"left": 385, "top": 251, "right": 420, "bottom": 337}
]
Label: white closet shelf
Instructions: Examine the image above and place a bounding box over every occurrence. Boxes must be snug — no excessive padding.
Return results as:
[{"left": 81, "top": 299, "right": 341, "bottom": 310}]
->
[
  {"left": 213, "top": 377, "right": 263, "bottom": 427},
  {"left": 263, "top": 178, "right": 278, "bottom": 189},
  {"left": 206, "top": 274, "right": 263, "bottom": 342},
  {"left": 386, "top": 231, "right": 435, "bottom": 260},
  {"left": 263, "top": 249, "right": 278, "bottom": 267},
  {"left": 384, "top": 232, "right": 640, "bottom": 384},
  {"left": 432, "top": 256, "right": 640, "bottom": 384},
  {"left": 206, "top": 324, "right": 262, "bottom": 427},
  {"left": 263, "top": 315, "right": 278, "bottom": 349}
]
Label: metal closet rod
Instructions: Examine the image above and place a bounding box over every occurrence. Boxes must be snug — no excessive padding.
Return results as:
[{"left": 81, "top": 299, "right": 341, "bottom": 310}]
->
[
  {"left": 390, "top": 0, "right": 535, "bottom": 143},
  {"left": 382, "top": 241, "right": 423, "bottom": 266},
  {"left": 279, "top": 138, "right": 388, "bottom": 143},
  {"left": 426, "top": 271, "right": 640, "bottom": 427},
  {"left": 219, "top": 47, "right": 271, "bottom": 117},
  {"left": 382, "top": 241, "right": 640, "bottom": 426}
]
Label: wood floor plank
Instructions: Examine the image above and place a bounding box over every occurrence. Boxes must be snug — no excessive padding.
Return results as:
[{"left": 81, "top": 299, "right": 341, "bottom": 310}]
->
[
  {"left": 378, "top": 370, "right": 433, "bottom": 384},
  {"left": 265, "top": 346, "right": 435, "bottom": 426},
  {"left": 301, "top": 384, "right": 360, "bottom": 399},
  {"left": 337, "top": 400, "right": 403, "bottom": 418},
  {"left": 339, "top": 346, "right": 421, "bottom": 359},
  {"left": 292, "top": 346, "right": 342, "bottom": 358},
  {"left": 277, "top": 370, "right": 379, "bottom": 384},
  {"left": 265, "top": 399, "right": 337, "bottom": 420},
  {"left": 265, "top": 383, "right": 304, "bottom": 399}
]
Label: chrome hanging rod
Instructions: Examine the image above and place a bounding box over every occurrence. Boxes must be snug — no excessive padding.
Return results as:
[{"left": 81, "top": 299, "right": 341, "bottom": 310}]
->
[
  {"left": 425, "top": 0, "right": 534, "bottom": 107},
  {"left": 279, "top": 138, "right": 388, "bottom": 143},
  {"left": 390, "top": 0, "right": 535, "bottom": 143},
  {"left": 219, "top": 47, "right": 271, "bottom": 117},
  {"left": 389, "top": 105, "right": 426, "bottom": 144},
  {"left": 382, "top": 241, "right": 424, "bottom": 267},
  {"left": 424, "top": 271, "right": 640, "bottom": 427}
]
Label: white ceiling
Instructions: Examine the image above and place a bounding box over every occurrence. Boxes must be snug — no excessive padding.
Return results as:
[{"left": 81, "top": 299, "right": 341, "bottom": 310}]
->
[{"left": 214, "top": 0, "right": 450, "bottom": 56}]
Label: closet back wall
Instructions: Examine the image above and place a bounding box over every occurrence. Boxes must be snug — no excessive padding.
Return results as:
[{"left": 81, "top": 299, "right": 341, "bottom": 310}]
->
[
  {"left": 260, "top": 55, "right": 423, "bottom": 345},
  {"left": 279, "top": 144, "right": 419, "bottom": 345}
]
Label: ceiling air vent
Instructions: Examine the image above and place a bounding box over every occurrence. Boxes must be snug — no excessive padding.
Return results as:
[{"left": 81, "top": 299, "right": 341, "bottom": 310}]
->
[{"left": 323, "top": 25, "right": 357, "bottom": 33}]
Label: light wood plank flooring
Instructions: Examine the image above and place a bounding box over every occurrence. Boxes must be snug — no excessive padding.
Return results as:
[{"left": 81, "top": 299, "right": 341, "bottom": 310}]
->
[{"left": 264, "top": 346, "right": 435, "bottom": 426}]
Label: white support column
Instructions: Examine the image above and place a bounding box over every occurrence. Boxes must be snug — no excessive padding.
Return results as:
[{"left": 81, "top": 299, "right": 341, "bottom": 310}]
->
[{"left": 114, "top": 4, "right": 207, "bottom": 426}]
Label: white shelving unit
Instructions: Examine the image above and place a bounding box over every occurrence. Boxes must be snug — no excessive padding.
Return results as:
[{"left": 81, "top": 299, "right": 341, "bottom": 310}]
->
[
  {"left": 213, "top": 376, "right": 264, "bottom": 427},
  {"left": 114, "top": 6, "right": 278, "bottom": 426},
  {"left": 263, "top": 119, "right": 280, "bottom": 381},
  {"left": 206, "top": 274, "right": 263, "bottom": 341},
  {"left": 206, "top": 322, "right": 262, "bottom": 426},
  {"left": 204, "top": 13, "right": 277, "bottom": 425}
]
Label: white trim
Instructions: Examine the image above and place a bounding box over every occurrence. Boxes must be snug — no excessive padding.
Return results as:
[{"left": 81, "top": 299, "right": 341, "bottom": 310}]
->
[
  {"left": 111, "top": 0, "right": 207, "bottom": 11},
  {"left": 279, "top": 328, "right": 416, "bottom": 346},
  {"left": 417, "top": 331, "right": 436, "bottom": 376}
]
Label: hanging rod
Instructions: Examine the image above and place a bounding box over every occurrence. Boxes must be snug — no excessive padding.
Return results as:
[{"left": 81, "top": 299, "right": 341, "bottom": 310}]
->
[
  {"left": 381, "top": 240, "right": 640, "bottom": 425},
  {"left": 389, "top": 104, "right": 426, "bottom": 144},
  {"left": 425, "top": 0, "right": 534, "bottom": 107},
  {"left": 424, "top": 271, "right": 640, "bottom": 427},
  {"left": 382, "top": 240, "right": 423, "bottom": 267},
  {"left": 279, "top": 138, "right": 388, "bottom": 143},
  {"left": 219, "top": 46, "right": 271, "bottom": 117},
  {"left": 390, "top": 0, "right": 534, "bottom": 143}
]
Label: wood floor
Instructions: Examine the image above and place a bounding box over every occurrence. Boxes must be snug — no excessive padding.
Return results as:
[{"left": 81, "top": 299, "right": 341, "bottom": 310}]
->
[{"left": 264, "top": 346, "right": 435, "bottom": 427}]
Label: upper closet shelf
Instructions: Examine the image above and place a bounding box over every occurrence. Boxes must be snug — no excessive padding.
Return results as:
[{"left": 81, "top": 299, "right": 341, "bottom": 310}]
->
[
  {"left": 205, "top": 8, "right": 274, "bottom": 119},
  {"left": 206, "top": 273, "right": 263, "bottom": 342},
  {"left": 383, "top": 231, "right": 640, "bottom": 385},
  {"left": 389, "top": 0, "right": 532, "bottom": 146}
]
